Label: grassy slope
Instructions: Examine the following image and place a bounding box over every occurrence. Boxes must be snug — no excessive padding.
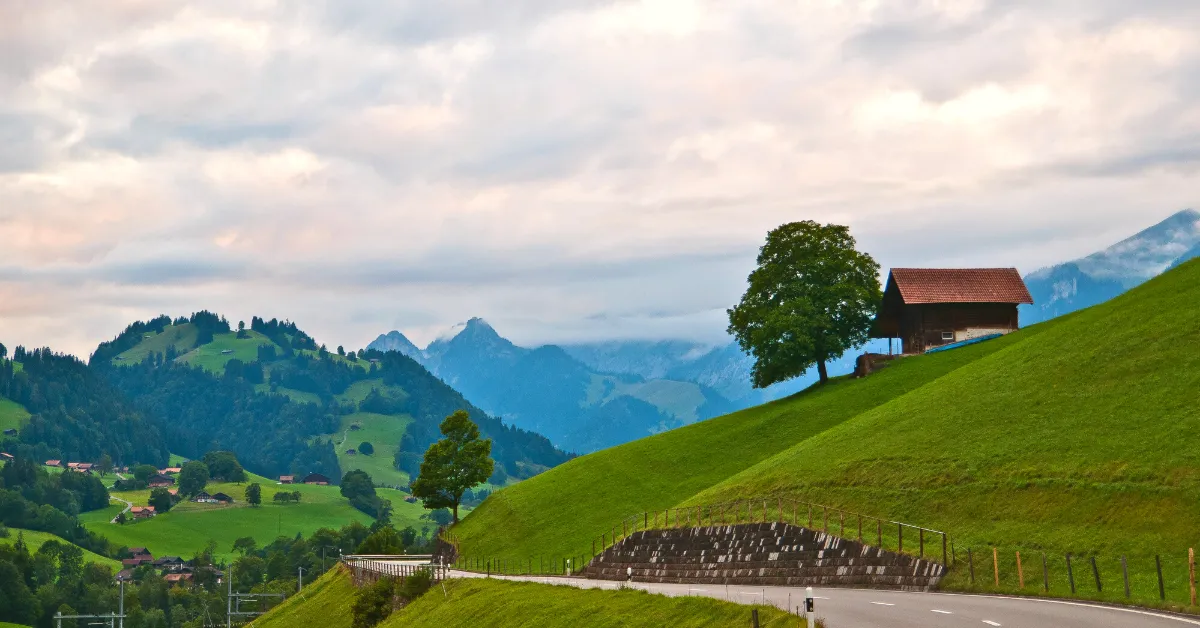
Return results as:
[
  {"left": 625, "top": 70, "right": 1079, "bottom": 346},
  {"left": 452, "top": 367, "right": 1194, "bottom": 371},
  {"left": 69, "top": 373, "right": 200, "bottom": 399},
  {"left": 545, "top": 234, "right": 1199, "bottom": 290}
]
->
[
  {"left": 386, "top": 578, "right": 797, "bottom": 628},
  {"left": 453, "top": 333, "right": 1024, "bottom": 560},
  {"left": 251, "top": 569, "right": 799, "bottom": 628},
  {"left": 81, "top": 473, "right": 436, "bottom": 562},
  {"left": 0, "top": 528, "right": 121, "bottom": 570},
  {"left": 114, "top": 323, "right": 199, "bottom": 364},
  {"left": 0, "top": 395, "right": 30, "bottom": 433},
  {"left": 686, "top": 260, "right": 1200, "bottom": 608},
  {"left": 329, "top": 412, "right": 413, "bottom": 488},
  {"left": 248, "top": 566, "right": 356, "bottom": 628},
  {"left": 177, "top": 330, "right": 277, "bottom": 374}
]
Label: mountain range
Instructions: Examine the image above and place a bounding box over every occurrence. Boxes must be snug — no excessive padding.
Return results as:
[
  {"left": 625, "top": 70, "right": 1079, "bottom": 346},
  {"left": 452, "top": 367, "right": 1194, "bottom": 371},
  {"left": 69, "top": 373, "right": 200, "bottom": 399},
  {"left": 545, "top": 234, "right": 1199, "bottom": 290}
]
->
[{"left": 1021, "top": 208, "right": 1200, "bottom": 325}]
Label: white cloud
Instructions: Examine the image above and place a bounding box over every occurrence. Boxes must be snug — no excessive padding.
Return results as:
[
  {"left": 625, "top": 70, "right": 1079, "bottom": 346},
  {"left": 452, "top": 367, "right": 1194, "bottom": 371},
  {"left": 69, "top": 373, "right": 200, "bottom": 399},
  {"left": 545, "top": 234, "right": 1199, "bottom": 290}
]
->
[{"left": 0, "top": 0, "right": 1198, "bottom": 356}]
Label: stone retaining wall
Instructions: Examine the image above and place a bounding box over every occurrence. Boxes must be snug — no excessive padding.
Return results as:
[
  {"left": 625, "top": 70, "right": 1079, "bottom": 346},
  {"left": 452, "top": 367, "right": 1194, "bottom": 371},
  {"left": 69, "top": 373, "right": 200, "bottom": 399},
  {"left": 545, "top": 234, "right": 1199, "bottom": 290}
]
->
[{"left": 583, "top": 522, "right": 944, "bottom": 591}]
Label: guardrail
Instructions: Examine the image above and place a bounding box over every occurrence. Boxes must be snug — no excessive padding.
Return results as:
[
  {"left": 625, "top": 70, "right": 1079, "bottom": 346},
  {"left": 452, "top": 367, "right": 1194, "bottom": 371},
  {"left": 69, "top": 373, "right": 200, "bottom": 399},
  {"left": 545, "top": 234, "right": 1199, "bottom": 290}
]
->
[
  {"left": 590, "top": 496, "right": 952, "bottom": 567},
  {"left": 342, "top": 555, "right": 449, "bottom": 585}
]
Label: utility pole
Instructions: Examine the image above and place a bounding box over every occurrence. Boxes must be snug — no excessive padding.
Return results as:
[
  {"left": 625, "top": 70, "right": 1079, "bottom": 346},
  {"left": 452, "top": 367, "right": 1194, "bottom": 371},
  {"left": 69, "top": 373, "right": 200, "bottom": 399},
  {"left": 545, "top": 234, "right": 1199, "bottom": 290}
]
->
[
  {"left": 119, "top": 580, "right": 125, "bottom": 628},
  {"left": 298, "top": 566, "right": 305, "bottom": 592}
]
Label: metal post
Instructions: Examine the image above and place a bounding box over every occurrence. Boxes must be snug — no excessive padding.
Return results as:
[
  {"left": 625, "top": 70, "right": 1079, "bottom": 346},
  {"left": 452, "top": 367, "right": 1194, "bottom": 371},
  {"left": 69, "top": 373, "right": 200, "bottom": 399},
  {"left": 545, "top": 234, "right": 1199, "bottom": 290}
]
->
[
  {"left": 1156, "top": 555, "right": 1165, "bottom": 600},
  {"left": 1118, "top": 556, "right": 1129, "bottom": 598},
  {"left": 1043, "top": 553, "right": 1049, "bottom": 592},
  {"left": 805, "top": 586, "right": 816, "bottom": 627},
  {"left": 298, "top": 566, "right": 305, "bottom": 592},
  {"left": 1067, "top": 554, "right": 1075, "bottom": 594},
  {"left": 119, "top": 580, "right": 125, "bottom": 628}
]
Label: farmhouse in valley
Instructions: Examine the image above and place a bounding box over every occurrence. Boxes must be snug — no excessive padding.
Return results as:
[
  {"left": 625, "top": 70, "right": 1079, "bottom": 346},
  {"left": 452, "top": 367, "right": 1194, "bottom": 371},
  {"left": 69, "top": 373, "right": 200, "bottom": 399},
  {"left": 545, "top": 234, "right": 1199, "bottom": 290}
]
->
[
  {"left": 302, "top": 473, "right": 330, "bottom": 486},
  {"left": 870, "top": 268, "right": 1033, "bottom": 355},
  {"left": 278, "top": 475, "right": 294, "bottom": 484}
]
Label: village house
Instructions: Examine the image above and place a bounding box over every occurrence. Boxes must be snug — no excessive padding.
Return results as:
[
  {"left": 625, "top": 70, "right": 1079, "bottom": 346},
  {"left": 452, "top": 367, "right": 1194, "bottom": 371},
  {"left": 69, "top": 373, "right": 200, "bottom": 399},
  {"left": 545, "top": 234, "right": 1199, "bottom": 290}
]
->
[
  {"left": 45, "top": 459, "right": 61, "bottom": 468},
  {"left": 122, "top": 555, "right": 153, "bottom": 568},
  {"left": 870, "top": 268, "right": 1034, "bottom": 355},
  {"left": 160, "top": 467, "right": 183, "bottom": 475},
  {"left": 2, "top": 428, "right": 16, "bottom": 437},
  {"left": 278, "top": 475, "right": 295, "bottom": 484},
  {"left": 164, "top": 573, "right": 193, "bottom": 586},
  {"left": 130, "top": 547, "right": 152, "bottom": 558},
  {"left": 302, "top": 473, "right": 331, "bottom": 486},
  {"left": 192, "top": 491, "right": 215, "bottom": 503},
  {"left": 0, "top": 452, "right": 14, "bottom": 462},
  {"left": 116, "top": 569, "right": 135, "bottom": 582},
  {"left": 345, "top": 449, "right": 357, "bottom": 456},
  {"left": 148, "top": 474, "right": 175, "bottom": 488},
  {"left": 130, "top": 506, "right": 156, "bottom": 519},
  {"left": 211, "top": 492, "right": 234, "bottom": 504}
]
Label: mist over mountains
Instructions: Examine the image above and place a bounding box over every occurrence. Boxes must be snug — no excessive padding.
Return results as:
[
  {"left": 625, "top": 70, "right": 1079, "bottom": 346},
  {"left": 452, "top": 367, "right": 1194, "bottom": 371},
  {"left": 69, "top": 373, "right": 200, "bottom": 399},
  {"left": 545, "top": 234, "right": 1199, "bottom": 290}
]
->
[{"left": 1021, "top": 209, "right": 1200, "bottom": 325}]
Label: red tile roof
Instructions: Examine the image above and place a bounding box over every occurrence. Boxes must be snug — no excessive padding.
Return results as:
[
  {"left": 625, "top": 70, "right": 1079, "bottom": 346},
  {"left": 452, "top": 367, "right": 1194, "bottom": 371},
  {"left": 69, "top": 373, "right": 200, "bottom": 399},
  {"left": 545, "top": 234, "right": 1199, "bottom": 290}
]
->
[{"left": 888, "top": 268, "right": 1033, "bottom": 305}]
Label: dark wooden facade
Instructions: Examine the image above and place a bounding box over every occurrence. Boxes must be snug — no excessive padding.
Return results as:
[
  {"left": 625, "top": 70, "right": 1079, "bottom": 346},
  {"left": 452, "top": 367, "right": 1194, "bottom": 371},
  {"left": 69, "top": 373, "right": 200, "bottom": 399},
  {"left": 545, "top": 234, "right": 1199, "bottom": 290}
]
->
[{"left": 870, "top": 268, "right": 1032, "bottom": 354}]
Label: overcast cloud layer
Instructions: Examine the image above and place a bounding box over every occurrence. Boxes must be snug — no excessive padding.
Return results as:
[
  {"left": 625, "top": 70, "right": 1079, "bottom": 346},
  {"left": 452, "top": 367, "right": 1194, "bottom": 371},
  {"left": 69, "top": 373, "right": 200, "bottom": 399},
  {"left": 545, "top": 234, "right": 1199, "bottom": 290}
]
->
[{"left": 2, "top": 0, "right": 1198, "bottom": 356}]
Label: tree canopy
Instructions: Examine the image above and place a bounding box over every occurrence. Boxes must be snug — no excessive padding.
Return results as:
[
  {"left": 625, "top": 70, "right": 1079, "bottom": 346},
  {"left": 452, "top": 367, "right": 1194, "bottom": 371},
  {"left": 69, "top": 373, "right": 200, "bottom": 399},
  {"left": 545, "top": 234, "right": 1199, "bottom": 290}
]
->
[
  {"left": 728, "top": 221, "right": 882, "bottom": 386},
  {"left": 410, "top": 410, "right": 493, "bottom": 523},
  {"left": 177, "top": 460, "right": 209, "bottom": 496}
]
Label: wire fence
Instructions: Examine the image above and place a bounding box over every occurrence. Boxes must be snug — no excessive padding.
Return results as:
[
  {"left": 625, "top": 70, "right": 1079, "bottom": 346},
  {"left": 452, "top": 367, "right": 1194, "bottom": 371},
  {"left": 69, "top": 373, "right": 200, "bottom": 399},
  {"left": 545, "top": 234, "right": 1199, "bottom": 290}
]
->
[{"left": 948, "top": 546, "right": 1198, "bottom": 611}]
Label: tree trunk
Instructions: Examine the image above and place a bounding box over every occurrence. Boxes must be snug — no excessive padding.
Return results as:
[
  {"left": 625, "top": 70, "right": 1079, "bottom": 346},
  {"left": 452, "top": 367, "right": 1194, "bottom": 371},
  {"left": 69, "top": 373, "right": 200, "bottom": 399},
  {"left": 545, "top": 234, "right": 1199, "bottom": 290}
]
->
[
  {"left": 817, "top": 360, "right": 829, "bottom": 384},
  {"left": 453, "top": 502, "right": 459, "bottom": 524}
]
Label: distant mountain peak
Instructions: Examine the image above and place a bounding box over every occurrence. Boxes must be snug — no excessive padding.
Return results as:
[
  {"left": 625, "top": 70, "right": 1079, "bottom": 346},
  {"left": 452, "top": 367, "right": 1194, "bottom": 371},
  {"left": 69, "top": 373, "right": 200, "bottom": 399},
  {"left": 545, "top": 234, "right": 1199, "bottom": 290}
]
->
[
  {"left": 369, "top": 330, "right": 421, "bottom": 359},
  {"left": 1073, "top": 208, "right": 1200, "bottom": 284}
]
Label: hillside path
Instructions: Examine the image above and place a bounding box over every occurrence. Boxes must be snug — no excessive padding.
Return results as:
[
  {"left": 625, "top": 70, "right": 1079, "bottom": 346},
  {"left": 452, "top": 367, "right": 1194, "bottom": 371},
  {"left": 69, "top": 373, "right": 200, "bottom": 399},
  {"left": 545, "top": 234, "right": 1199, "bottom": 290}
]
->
[
  {"left": 109, "top": 496, "right": 133, "bottom": 523},
  {"left": 443, "top": 570, "right": 1200, "bottom": 628}
]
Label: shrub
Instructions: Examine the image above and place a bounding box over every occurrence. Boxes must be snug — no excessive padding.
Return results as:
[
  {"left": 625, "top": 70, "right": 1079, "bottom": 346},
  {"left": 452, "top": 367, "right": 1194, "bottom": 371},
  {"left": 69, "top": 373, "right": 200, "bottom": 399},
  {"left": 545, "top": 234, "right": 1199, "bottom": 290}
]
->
[
  {"left": 397, "top": 569, "right": 432, "bottom": 601},
  {"left": 351, "top": 577, "right": 395, "bottom": 628},
  {"left": 358, "top": 442, "right": 374, "bottom": 456}
]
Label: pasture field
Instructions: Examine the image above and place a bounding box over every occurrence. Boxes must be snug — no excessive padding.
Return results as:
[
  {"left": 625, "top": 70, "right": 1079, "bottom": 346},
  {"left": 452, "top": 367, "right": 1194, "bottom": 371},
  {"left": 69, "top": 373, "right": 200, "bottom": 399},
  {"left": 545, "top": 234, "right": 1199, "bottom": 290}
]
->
[
  {"left": 454, "top": 261, "right": 1200, "bottom": 613},
  {"left": 0, "top": 528, "right": 121, "bottom": 570}
]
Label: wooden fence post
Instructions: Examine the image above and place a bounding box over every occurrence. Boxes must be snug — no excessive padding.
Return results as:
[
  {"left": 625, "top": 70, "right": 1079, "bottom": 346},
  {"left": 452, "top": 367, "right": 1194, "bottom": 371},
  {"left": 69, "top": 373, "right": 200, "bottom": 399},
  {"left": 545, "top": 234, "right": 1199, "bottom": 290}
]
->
[
  {"left": 1016, "top": 551, "right": 1024, "bottom": 589},
  {"left": 943, "top": 533, "right": 948, "bottom": 567},
  {"left": 1189, "top": 548, "right": 1196, "bottom": 607},
  {"left": 778, "top": 498, "right": 782, "bottom": 523},
  {"left": 1091, "top": 556, "right": 1102, "bottom": 592},
  {"left": 808, "top": 505, "right": 813, "bottom": 528},
  {"left": 877, "top": 520, "right": 882, "bottom": 548},
  {"left": 792, "top": 501, "right": 797, "bottom": 526},
  {"left": 858, "top": 515, "right": 863, "bottom": 543},
  {"left": 697, "top": 505, "right": 702, "bottom": 526},
  {"left": 919, "top": 528, "right": 924, "bottom": 559},
  {"left": 898, "top": 524, "right": 903, "bottom": 553},
  {"left": 840, "top": 511, "right": 845, "bottom": 537},
  {"left": 823, "top": 507, "right": 828, "bottom": 532},
  {"left": 993, "top": 547, "right": 1000, "bottom": 588}
]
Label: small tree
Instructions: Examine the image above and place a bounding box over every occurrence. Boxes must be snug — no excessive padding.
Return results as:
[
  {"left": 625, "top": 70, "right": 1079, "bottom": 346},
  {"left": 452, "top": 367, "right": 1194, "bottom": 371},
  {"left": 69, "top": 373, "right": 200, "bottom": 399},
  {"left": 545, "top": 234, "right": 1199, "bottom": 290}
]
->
[
  {"left": 97, "top": 454, "right": 114, "bottom": 477},
  {"left": 410, "top": 410, "right": 493, "bottom": 524},
  {"left": 245, "top": 483, "right": 262, "bottom": 507},
  {"left": 727, "top": 221, "right": 881, "bottom": 386},
  {"left": 149, "top": 488, "right": 174, "bottom": 513},
  {"left": 232, "top": 536, "right": 257, "bottom": 555},
  {"left": 177, "top": 461, "right": 209, "bottom": 496},
  {"left": 358, "top": 442, "right": 374, "bottom": 456},
  {"left": 133, "top": 464, "right": 158, "bottom": 483}
]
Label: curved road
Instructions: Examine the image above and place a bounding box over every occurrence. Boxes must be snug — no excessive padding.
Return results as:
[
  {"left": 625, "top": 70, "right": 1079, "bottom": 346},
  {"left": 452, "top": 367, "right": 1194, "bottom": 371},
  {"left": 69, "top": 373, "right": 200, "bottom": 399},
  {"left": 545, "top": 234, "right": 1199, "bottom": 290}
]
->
[
  {"left": 109, "top": 496, "right": 133, "bottom": 523},
  {"left": 438, "top": 569, "right": 1200, "bottom": 628}
]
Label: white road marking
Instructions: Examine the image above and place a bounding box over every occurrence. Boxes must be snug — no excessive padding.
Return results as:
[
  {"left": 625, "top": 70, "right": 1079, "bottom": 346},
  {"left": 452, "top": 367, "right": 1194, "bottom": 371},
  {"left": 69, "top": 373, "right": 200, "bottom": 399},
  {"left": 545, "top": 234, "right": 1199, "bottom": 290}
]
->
[
  {"left": 870, "top": 602, "right": 895, "bottom": 606},
  {"left": 931, "top": 609, "right": 953, "bottom": 614},
  {"left": 814, "top": 596, "right": 830, "bottom": 600},
  {"left": 983, "top": 621, "right": 1001, "bottom": 626}
]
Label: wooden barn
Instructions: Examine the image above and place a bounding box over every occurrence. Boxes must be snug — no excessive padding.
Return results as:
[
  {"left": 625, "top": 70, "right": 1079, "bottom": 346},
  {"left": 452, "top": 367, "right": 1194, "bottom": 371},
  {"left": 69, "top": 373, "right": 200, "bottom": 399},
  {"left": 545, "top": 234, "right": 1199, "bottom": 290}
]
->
[{"left": 870, "top": 268, "right": 1033, "bottom": 354}]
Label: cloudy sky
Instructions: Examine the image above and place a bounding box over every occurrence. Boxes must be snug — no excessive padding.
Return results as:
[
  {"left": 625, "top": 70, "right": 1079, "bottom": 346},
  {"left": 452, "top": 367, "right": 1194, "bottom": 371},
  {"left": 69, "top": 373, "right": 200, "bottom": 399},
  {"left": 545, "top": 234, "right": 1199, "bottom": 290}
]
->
[{"left": 2, "top": 0, "right": 1198, "bottom": 357}]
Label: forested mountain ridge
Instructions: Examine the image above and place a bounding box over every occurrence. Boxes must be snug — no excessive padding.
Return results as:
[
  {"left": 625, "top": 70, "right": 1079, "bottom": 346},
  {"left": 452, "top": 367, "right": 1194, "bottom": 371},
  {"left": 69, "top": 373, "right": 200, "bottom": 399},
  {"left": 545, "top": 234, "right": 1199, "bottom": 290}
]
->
[
  {"left": 91, "top": 313, "right": 571, "bottom": 484},
  {"left": 0, "top": 344, "right": 168, "bottom": 466}
]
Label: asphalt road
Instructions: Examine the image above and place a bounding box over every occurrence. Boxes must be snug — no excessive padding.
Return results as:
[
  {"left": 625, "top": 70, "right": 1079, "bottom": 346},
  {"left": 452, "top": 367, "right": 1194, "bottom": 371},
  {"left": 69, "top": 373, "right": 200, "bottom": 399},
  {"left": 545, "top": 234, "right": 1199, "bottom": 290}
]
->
[{"left": 440, "top": 569, "right": 1200, "bottom": 628}]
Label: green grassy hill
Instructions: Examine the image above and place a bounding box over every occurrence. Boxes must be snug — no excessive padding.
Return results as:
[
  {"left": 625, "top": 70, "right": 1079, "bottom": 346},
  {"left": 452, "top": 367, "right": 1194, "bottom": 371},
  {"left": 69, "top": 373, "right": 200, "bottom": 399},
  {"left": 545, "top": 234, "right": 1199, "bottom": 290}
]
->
[
  {"left": 250, "top": 568, "right": 800, "bottom": 628},
  {"left": 453, "top": 260, "right": 1200, "bottom": 609},
  {"left": 81, "top": 472, "right": 452, "bottom": 562},
  {"left": 0, "top": 528, "right": 121, "bottom": 570},
  {"left": 0, "top": 396, "right": 30, "bottom": 433}
]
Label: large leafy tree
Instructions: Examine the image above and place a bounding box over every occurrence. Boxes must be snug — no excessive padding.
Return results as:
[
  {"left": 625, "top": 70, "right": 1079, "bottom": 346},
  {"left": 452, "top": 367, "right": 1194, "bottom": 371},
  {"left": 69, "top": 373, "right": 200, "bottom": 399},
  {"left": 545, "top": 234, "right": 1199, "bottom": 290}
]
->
[
  {"left": 177, "top": 461, "right": 209, "bottom": 496},
  {"left": 410, "top": 411, "right": 493, "bottom": 524},
  {"left": 728, "top": 221, "right": 881, "bottom": 386}
]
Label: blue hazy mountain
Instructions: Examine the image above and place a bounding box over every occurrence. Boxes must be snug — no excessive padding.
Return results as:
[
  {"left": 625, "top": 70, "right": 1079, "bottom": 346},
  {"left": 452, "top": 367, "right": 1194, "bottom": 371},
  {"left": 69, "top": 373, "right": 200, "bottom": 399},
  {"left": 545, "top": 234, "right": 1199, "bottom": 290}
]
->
[
  {"left": 1021, "top": 209, "right": 1200, "bottom": 325},
  {"left": 368, "top": 319, "right": 738, "bottom": 453}
]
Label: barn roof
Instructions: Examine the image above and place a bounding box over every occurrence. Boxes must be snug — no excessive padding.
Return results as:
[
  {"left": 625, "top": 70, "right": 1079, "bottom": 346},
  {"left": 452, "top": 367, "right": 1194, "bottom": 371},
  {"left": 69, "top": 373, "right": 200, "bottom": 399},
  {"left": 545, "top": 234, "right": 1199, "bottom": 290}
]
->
[{"left": 887, "top": 268, "right": 1033, "bottom": 304}]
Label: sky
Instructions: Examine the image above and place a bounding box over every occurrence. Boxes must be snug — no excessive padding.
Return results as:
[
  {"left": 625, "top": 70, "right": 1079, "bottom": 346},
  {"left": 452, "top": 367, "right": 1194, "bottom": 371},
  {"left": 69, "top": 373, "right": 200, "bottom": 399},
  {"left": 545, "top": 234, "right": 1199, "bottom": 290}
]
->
[{"left": 2, "top": 0, "right": 1198, "bottom": 357}]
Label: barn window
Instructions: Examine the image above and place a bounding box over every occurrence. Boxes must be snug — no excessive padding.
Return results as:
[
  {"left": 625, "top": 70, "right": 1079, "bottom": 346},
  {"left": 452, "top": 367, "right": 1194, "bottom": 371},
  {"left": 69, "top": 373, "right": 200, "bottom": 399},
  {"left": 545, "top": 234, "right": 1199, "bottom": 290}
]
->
[{"left": 941, "top": 332, "right": 954, "bottom": 342}]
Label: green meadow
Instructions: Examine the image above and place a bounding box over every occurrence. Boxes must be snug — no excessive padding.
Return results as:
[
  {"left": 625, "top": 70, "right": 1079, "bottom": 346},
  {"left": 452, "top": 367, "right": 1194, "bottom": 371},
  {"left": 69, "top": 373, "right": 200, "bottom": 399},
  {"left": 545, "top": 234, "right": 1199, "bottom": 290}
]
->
[
  {"left": 454, "top": 260, "right": 1200, "bottom": 613},
  {"left": 250, "top": 569, "right": 803, "bottom": 628},
  {"left": 84, "top": 472, "right": 448, "bottom": 562},
  {"left": 0, "top": 396, "right": 29, "bottom": 433},
  {"left": 0, "top": 528, "right": 121, "bottom": 571}
]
